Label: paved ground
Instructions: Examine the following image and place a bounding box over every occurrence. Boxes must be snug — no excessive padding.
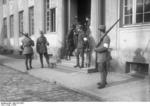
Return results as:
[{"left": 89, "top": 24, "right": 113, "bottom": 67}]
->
[
  {"left": 0, "top": 54, "right": 150, "bottom": 101},
  {"left": 0, "top": 65, "right": 100, "bottom": 102}
]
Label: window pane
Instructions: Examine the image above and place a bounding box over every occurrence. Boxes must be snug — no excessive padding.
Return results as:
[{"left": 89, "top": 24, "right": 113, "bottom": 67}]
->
[
  {"left": 144, "top": 0, "right": 150, "bottom": 12},
  {"left": 29, "top": 7, "right": 34, "bottom": 36},
  {"left": 124, "top": 0, "right": 132, "bottom": 6},
  {"left": 136, "top": 4, "right": 144, "bottom": 13},
  {"left": 123, "top": 0, "right": 133, "bottom": 25},
  {"left": 125, "top": 15, "right": 132, "bottom": 24},
  {"left": 10, "top": 15, "right": 14, "bottom": 38},
  {"left": 144, "top": 13, "right": 150, "bottom": 22},
  {"left": 137, "top": 0, "right": 144, "bottom": 4},
  {"left": 125, "top": 6, "right": 132, "bottom": 15},
  {"left": 50, "top": 8, "right": 56, "bottom": 32},
  {"left": 3, "top": 18, "right": 7, "bottom": 38},
  {"left": 19, "top": 11, "right": 24, "bottom": 37},
  {"left": 136, "top": 14, "right": 143, "bottom": 23}
]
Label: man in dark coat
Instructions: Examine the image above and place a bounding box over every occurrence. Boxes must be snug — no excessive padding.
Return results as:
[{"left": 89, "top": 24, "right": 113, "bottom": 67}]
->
[
  {"left": 65, "top": 25, "right": 76, "bottom": 60},
  {"left": 36, "top": 31, "right": 50, "bottom": 68},
  {"left": 22, "top": 33, "right": 34, "bottom": 71},
  {"left": 95, "top": 25, "right": 111, "bottom": 89},
  {"left": 74, "top": 25, "right": 85, "bottom": 68}
]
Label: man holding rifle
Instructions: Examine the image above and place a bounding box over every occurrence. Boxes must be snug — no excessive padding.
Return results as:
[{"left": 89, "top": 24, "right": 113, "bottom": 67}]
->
[
  {"left": 95, "top": 25, "right": 111, "bottom": 89},
  {"left": 95, "top": 19, "right": 120, "bottom": 89}
]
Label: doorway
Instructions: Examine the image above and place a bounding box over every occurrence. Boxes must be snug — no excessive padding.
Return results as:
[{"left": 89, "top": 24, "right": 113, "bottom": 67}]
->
[
  {"left": 68, "top": 0, "right": 91, "bottom": 27},
  {"left": 77, "top": 0, "right": 91, "bottom": 25}
]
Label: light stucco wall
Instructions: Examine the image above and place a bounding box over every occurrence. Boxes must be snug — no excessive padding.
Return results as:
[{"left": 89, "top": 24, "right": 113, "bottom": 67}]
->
[
  {"left": 0, "top": 0, "right": 66, "bottom": 57},
  {"left": 0, "top": 0, "right": 3, "bottom": 45},
  {"left": 106, "top": 0, "right": 150, "bottom": 74}
]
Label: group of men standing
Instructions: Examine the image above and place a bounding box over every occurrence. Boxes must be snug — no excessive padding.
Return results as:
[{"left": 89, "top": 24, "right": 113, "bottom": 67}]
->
[
  {"left": 21, "top": 31, "right": 50, "bottom": 71},
  {"left": 66, "top": 17, "right": 111, "bottom": 89},
  {"left": 21, "top": 16, "right": 111, "bottom": 89},
  {"left": 66, "top": 17, "right": 91, "bottom": 68}
]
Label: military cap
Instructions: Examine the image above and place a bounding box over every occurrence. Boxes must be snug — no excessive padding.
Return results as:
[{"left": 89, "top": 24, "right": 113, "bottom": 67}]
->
[
  {"left": 40, "top": 30, "right": 44, "bottom": 34},
  {"left": 24, "top": 33, "right": 28, "bottom": 37},
  {"left": 98, "top": 25, "right": 106, "bottom": 30}
]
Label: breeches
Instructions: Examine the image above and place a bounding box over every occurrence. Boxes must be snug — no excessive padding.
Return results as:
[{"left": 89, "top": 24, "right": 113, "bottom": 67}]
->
[
  {"left": 76, "top": 49, "right": 84, "bottom": 65},
  {"left": 24, "top": 53, "right": 33, "bottom": 69},
  {"left": 98, "top": 62, "right": 108, "bottom": 84},
  {"left": 39, "top": 52, "right": 49, "bottom": 66}
]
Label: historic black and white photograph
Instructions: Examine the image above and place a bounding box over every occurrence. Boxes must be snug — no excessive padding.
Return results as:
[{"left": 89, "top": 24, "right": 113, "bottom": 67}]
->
[{"left": 0, "top": 0, "right": 150, "bottom": 102}]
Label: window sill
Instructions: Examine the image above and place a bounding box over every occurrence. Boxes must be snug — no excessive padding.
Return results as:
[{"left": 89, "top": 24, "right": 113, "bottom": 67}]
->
[
  {"left": 120, "top": 23, "right": 150, "bottom": 29},
  {"left": 45, "top": 32, "right": 57, "bottom": 34}
]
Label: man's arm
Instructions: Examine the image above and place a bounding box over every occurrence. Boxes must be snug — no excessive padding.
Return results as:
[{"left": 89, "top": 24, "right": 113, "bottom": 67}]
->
[{"left": 95, "top": 36, "right": 110, "bottom": 53}]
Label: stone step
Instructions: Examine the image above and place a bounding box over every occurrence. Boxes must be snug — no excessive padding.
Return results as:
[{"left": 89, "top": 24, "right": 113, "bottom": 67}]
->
[{"left": 55, "top": 59, "right": 97, "bottom": 74}]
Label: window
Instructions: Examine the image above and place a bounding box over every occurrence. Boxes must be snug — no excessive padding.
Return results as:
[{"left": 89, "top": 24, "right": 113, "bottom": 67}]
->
[
  {"left": 3, "top": 18, "right": 7, "bottom": 38},
  {"left": 29, "top": 7, "right": 34, "bottom": 36},
  {"left": 123, "top": 0, "right": 133, "bottom": 25},
  {"left": 10, "top": 15, "right": 14, "bottom": 38},
  {"left": 121, "top": 0, "right": 150, "bottom": 26},
  {"left": 44, "top": 0, "right": 56, "bottom": 32},
  {"left": 19, "top": 11, "right": 24, "bottom": 37},
  {"left": 50, "top": 8, "right": 56, "bottom": 32},
  {"left": 3, "top": 0, "right": 7, "bottom": 4}
]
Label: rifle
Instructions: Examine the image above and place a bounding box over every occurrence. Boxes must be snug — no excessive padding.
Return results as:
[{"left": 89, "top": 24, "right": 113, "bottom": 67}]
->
[
  {"left": 96, "top": 18, "right": 120, "bottom": 48},
  {"left": 19, "top": 32, "right": 31, "bottom": 39},
  {"left": 95, "top": 18, "right": 120, "bottom": 71}
]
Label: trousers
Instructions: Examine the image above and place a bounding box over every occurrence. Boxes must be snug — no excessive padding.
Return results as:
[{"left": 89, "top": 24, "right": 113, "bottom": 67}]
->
[
  {"left": 76, "top": 48, "right": 84, "bottom": 67},
  {"left": 98, "top": 62, "right": 108, "bottom": 85},
  {"left": 39, "top": 52, "right": 49, "bottom": 68},
  {"left": 24, "top": 53, "right": 33, "bottom": 70}
]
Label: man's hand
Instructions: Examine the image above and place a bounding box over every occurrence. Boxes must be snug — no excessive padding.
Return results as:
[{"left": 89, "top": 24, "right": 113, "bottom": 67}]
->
[{"left": 94, "top": 48, "right": 98, "bottom": 52}]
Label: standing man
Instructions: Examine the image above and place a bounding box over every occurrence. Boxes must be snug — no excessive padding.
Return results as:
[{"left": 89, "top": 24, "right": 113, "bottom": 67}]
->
[
  {"left": 74, "top": 25, "right": 85, "bottom": 68},
  {"left": 36, "top": 31, "right": 50, "bottom": 68},
  {"left": 95, "top": 25, "right": 111, "bottom": 89},
  {"left": 65, "top": 24, "right": 76, "bottom": 60},
  {"left": 22, "top": 33, "right": 34, "bottom": 71}
]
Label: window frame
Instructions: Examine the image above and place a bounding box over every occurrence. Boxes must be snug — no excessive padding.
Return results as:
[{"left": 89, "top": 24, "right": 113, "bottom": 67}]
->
[
  {"left": 121, "top": 0, "right": 150, "bottom": 26},
  {"left": 44, "top": 0, "right": 57, "bottom": 33},
  {"left": 3, "top": 18, "right": 7, "bottom": 39},
  {"left": 29, "top": 6, "right": 34, "bottom": 36},
  {"left": 10, "top": 15, "right": 14, "bottom": 38},
  {"left": 19, "top": 11, "right": 24, "bottom": 37},
  {"left": 50, "top": 8, "right": 56, "bottom": 32}
]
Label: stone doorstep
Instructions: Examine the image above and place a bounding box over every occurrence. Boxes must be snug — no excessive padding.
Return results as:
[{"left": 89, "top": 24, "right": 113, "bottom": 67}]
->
[
  {"left": 57, "top": 58, "right": 97, "bottom": 74},
  {"left": 56, "top": 63, "right": 96, "bottom": 74}
]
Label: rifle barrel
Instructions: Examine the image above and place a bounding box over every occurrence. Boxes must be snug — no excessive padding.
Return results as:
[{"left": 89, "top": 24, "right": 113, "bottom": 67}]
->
[{"left": 96, "top": 18, "right": 120, "bottom": 47}]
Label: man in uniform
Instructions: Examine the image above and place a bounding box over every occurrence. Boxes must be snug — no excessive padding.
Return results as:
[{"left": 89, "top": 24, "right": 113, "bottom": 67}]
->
[
  {"left": 22, "top": 33, "right": 34, "bottom": 71},
  {"left": 36, "top": 31, "right": 50, "bottom": 68},
  {"left": 95, "top": 25, "right": 111, "bottom": 89},
  {"left": 74, "top": 25, "right": 85, "bottom": 68},
  {"left": 65, "top": 24, "right": 76, "bottom": 60}
]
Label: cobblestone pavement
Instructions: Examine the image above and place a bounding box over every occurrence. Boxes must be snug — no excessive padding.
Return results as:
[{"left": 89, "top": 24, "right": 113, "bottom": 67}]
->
[{"left": 0, "top": 65, "right": 100, "bottom": 102}]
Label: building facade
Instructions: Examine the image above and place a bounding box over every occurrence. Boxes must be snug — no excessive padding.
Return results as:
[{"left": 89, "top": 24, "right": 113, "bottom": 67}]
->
[{"left": 0, "top": 0, "right": 150, "bottom": 73}]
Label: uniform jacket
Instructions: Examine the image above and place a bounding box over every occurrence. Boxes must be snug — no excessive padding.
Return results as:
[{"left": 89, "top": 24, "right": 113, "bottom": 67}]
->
[
  {"left": 67, "top": 29, "right": 75, "bottom": 48},
  {"left": 95, "top": 34, "right": 111, "bottom": 63},
  {"left": 77, "top": 30, "right": 85, "bottom": 49},
  {"left": 22, "top": 37, "right": 34, "bottom": 55},
  {"left": 36, "top": 36, "right": 49, "bottom": 54}
]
